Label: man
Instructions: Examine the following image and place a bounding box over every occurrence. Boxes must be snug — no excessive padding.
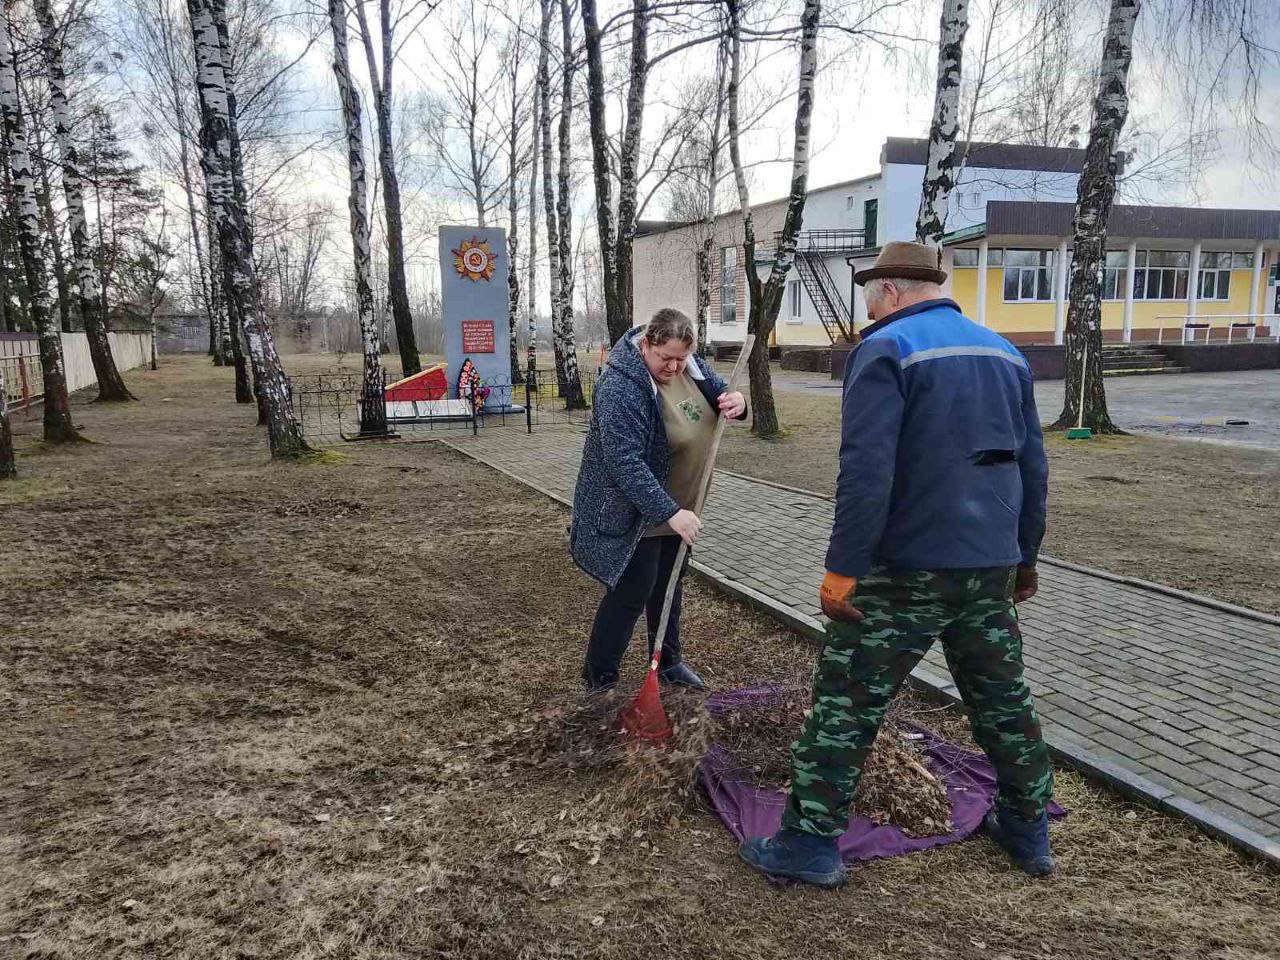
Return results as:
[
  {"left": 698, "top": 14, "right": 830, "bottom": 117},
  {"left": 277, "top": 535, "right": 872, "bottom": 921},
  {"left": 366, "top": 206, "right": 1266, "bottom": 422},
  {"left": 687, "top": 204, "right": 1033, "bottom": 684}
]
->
[{"left": 739, "top": 241, "right": 1054, "bottom": 889}]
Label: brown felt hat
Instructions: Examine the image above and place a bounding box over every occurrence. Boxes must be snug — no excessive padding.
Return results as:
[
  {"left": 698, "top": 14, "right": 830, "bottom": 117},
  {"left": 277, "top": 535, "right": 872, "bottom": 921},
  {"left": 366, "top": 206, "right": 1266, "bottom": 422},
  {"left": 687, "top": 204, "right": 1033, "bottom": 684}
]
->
[{"left": 854, "top": 240, "right": 948, "bottom": 286}]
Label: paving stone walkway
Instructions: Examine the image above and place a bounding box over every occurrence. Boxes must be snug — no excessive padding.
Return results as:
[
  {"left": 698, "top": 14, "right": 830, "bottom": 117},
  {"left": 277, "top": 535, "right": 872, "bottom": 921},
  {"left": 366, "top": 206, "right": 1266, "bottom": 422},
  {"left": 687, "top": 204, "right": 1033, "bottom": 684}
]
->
[{"left": 441, "top": 426, "right": 1280, "bottom": 861}]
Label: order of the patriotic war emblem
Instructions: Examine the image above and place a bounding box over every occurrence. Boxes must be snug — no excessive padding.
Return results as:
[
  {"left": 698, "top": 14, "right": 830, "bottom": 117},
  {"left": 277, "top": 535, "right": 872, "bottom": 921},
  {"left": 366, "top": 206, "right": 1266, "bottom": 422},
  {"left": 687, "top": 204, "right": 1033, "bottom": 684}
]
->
[{"left": 453, "top": 237, "right": 497, "bottom": 282}]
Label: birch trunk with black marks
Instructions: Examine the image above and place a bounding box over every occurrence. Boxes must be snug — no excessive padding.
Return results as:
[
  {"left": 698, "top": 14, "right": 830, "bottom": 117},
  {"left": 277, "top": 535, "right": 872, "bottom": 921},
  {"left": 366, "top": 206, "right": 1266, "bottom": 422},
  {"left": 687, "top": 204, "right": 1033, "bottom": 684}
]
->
[
  {"left": 580, "top": 0, "right": 619, "bottom": 341},
  {"left": 505, "top": 50, "right": 523, "bottom": 385},
  {"left": 213, "top": 0, "right": 267, "bottom": 422},
  {"left": 730, "top": 0, "right": 819, "bottom": 438},
  {"left": 329, "top": 0, "right": 384, "bottom": 435},
  {"left": 1052, "top": 0, "right": 1136, "bottom": 435},
  {"left": 582, "top": 0, "right": 649, "bottom": 344},
  {"left": 35, "top": 0, "right": 135, "bottom": 401},
  {"left": 525, "top": 81, "right": 539, "bottom": 385},
  {"left": 914, "top": 0, "right": 968, "bottom": 246},
  {"left": 537, "top": 0, "right": 565, "bottom": 391},
  {"left": 556, "top": 0, "right": 585, "bottom": 409},
  {"left": 208, "top": 203, "right": 249, "bottom": 400},
  {"left": 696, "top": 36, "right": 728, "bottom": 353},
  {"left": 30, "top": 124, "right": 71, "bottom": 334},
  {"left": 354, "top": 0, "right": 421, "bottom": 377},
  {"left": 187, "top": 0, "right": 306, "bottom": 457},
  {"left": 0, "top": 369, "right": 15, "bottom": 478},
  {"left": 0, "top": 9, "right": 78, "bottom": 442}
]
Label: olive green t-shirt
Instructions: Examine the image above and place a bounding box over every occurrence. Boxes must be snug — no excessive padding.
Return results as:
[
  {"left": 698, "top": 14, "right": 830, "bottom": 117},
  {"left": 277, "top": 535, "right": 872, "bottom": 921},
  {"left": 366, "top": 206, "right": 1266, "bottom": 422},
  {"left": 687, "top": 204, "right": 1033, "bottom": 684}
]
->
[{"left": 646, "top": 370, "right": 716, "bottom": 537}]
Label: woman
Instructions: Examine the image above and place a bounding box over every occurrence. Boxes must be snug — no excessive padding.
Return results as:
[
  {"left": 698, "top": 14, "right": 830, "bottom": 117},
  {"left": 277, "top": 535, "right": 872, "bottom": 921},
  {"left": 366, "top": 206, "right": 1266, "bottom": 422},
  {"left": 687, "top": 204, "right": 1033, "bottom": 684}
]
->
[{"left": 570, "top": 308, "right": 747, "bottom": 692}]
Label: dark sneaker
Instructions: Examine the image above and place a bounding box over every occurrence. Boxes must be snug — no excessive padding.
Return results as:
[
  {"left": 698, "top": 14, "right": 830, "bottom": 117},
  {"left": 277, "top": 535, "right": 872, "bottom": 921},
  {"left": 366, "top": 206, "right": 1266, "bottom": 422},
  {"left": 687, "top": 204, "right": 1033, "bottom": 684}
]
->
[
  {"left": 738, "top": 828, "right": 847, "bottom": 889},
  {"left": 984, "top": 807, "right": 1055, "bottom": 877},
  {"left": 658, "top": 662, "right": 707, "bottom": 691}
]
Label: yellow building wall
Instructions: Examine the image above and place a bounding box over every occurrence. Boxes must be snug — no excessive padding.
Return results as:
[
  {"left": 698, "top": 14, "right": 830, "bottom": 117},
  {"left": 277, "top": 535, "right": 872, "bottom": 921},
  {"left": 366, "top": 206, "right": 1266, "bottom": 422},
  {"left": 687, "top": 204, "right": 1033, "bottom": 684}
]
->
[{"left": 950, "top": 267, "right": 1259, "bottom": 340}]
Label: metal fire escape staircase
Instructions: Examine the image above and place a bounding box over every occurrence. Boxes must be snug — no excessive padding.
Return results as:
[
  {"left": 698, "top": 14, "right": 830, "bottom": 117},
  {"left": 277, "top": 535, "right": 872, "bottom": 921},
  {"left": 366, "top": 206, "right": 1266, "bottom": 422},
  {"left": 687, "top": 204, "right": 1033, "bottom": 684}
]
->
[{"left": 778, "top": 229, "right": 868, "bottom": 344}]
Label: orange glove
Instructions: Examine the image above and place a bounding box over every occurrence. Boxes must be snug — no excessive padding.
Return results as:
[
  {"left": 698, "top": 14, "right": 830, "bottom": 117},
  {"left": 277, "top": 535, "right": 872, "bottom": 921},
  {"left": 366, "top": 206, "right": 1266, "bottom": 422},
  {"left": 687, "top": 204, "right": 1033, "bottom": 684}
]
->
[{"left": 820, "top": 571, "right": 864, "bottom": 623}]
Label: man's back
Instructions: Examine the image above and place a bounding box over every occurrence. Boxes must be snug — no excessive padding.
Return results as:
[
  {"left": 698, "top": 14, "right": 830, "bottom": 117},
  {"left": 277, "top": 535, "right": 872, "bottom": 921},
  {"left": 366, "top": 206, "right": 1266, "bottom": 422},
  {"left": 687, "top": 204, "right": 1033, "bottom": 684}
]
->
[{"left": 825, "top": 298, "right": 1048, "bottom": 578}]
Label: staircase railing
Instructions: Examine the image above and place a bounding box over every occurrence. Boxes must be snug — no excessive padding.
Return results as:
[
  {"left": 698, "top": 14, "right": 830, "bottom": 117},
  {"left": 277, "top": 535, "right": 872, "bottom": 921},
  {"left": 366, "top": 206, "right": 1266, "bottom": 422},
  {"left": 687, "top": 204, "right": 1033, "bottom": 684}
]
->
[{"left": 794, "top": 251, "right": 854, "bottom": 343}]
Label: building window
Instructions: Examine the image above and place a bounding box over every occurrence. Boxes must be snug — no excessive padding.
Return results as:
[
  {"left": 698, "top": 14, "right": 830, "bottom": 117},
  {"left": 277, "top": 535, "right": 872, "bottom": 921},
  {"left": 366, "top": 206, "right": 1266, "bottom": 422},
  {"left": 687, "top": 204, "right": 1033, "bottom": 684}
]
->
[
  {"left": 1231, "top": 252, "right": 1255, "bottom": 269},
  {"left": 720, "top": 246, "right": 737, "bottom": 324},
  {"left": 1003, "top": 249, "right": 1054, "bottom": 302},
  {"left": 787, "top": 279, "right": 803, "bottom": 321},
  {"left": 953, "top": 248, "right": 979, "bottom": 267},
  {"left": 1102, "top": 250, "right": 1128, "bottom": 301},
  {"left": 1133, "top": 250, "right": 1189, "bottom": 301},
  {"left": 1198, "top": 252, "right": 1232, "bottom": 301}
]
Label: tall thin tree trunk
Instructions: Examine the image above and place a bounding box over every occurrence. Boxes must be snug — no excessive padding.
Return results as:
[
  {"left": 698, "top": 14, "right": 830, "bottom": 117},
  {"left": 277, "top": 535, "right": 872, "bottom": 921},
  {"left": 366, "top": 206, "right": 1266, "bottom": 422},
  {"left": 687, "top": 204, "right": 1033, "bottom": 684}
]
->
[
  {"left": 35, "top": 0, "right": 135, "bottom": 402},
  {"left": 730, "top": 0, "right": 819, "bottom": 439},
  {"left": 915, "top": 0, "right": 969, "bottom": 246},
  {"left": 525, "top": 79, "right": 539, "bottom": 386},
  {"left": 31, "top": 123, "right": 72, "bottom": 333},
  {"left": 208, "top": 203, "right": 249, "bottom": 400},
  {"left": 611, "top": 0, "right": 649, "bottom": 340},
  {"left": 0, "top": 368, "right": 15, "bottom": 478},
  {"left": 212, "top": 0, "right": 265, "bottom": 419},
  {"left": 506, "top": 48, "right": 523, "bottom": 385},
  {"left": 176, "top": 138, "right": 216, "bottom": 362},
  {"left": 537, "top": 0, "right": 566, "bottom": 391},
  {"left": 0, "top": 9, "right": 79, "bottom": 443},
  {"left": 556, "top": 0, "right": 584, "bottom": 409},
  {"left": 1052, "top": 0, "right": 1136, "bottom": 435},
  {"left": 581, "top": 0, "right": 650, "bottom": 344},
  {"left": 696, "top": 31, "right": 728, "bottom": 353},
  {"left": 187, "top": 0, "right": 306, "bottom": 456},
  {"left": 329, "top": 0, "right": 384, "bottom": 435},
  {"left": 354, "top": 0, "right": 421, "bottom": 377},
  {"left": 580, "top": 0, "right": 619, "bottom": 341}
]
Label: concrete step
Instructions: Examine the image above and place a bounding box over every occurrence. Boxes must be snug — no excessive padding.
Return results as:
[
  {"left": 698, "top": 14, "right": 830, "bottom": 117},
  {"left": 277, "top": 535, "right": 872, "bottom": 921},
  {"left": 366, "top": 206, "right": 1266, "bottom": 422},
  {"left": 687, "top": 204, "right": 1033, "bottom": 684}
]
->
[{"left": 1104, "top": 366, "right": 1189, "bottom": 377}]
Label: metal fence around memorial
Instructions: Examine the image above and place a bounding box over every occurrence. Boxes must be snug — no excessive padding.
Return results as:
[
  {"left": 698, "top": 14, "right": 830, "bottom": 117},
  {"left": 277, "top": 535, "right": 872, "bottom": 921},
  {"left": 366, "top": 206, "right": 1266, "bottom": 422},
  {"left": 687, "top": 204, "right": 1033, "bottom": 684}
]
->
[{"left": 290, "top": 366, "right": 598, "bottom": 447}]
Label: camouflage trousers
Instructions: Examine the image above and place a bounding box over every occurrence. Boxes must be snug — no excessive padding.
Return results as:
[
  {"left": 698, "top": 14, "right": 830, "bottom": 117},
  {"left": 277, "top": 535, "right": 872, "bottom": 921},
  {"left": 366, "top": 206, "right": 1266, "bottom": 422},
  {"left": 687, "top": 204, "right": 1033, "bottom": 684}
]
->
[{"left": 783, "top": 566, "right": 1054, "bottom": 838}]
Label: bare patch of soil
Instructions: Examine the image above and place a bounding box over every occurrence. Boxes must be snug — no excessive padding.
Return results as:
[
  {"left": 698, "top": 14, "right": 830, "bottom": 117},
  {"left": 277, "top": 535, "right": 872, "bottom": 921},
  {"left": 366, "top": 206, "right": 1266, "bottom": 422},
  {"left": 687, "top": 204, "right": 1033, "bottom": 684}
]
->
[{"left": 0, "top": 356, "right": 1277, "bottom": 959}]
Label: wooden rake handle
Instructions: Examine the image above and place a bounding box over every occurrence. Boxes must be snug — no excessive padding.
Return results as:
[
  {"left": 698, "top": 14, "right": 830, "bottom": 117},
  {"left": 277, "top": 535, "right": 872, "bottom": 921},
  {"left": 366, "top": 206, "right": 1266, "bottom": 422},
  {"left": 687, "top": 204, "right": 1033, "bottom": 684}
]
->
[{"left": 647, "top": 335, "right": 757, "bottom": 671}]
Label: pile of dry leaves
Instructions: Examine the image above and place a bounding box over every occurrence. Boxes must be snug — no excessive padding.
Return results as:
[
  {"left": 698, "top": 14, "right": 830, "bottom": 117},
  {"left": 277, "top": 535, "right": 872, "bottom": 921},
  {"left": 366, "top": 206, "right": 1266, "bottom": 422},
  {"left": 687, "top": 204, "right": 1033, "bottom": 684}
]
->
[{"left": 482, "top": 686, "right": 953, "bottom": 839}]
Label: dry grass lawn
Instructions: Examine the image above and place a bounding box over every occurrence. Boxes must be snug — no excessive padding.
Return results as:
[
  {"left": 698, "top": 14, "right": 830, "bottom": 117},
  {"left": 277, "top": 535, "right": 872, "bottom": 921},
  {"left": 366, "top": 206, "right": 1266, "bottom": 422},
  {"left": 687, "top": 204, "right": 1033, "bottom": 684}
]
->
[
  {"left": 717, "top": 384, "right": 1280, "bottom": 616},
  {"left": 1, "top": 356, "right": 1277, "bottom": 959}
]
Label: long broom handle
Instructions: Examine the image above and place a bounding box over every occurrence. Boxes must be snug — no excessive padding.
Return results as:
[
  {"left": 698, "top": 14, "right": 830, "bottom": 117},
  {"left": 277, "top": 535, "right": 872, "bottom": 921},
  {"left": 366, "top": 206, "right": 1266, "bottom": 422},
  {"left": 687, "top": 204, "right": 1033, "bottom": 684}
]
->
[{"left": 647, "top": 334, "right": 757, "bottom": 671}]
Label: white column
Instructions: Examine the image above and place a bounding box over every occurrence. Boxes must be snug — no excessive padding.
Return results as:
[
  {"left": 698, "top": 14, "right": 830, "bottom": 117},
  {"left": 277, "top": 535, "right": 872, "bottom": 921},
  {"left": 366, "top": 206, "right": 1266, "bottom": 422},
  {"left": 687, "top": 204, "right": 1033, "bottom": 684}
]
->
[
  {"left": 1250, "top": 240, "right": 1265, "bottom": 318},
  {"left": 976, "top": 238, "right": 989, "bottom": 327},
  {"left": 1187, "top": 239, "right": 1202, "bottom": 321},
  {"left": 1123, "top": 239, "right": 1137, "bottom": 342},
  {"left": 1053, "top": 238, "right": 1069, "bottom": 345}
]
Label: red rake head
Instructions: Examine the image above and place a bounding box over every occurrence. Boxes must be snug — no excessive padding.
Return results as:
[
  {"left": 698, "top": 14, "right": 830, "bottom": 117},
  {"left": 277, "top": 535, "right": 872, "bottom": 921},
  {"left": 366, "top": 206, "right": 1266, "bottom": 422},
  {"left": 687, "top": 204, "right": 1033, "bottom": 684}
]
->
[{"left": 617, "top": 669, "right": 672, "bottom": 743}]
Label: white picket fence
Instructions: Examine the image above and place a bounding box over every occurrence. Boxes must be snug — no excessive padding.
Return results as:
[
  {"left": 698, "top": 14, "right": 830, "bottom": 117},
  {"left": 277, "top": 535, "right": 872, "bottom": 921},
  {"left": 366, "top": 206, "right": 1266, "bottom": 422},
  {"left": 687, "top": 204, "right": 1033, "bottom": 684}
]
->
[{"left": 0, "top": 331, "right": 153, "bottom": 406}]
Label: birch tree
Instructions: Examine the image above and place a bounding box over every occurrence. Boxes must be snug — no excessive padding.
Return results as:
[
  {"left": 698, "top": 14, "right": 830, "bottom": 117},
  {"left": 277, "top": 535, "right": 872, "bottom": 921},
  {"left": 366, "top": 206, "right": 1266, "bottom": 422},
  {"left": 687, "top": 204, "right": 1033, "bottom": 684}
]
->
[
  {"left": 555, "top": 0, "right": 585, "bottom": 409},
  {"left": 34, "top": 0, "right": 135, "bottom": 402},
  {"left": 501, "top": 19, "right": 530, "bottom": 385},
  {"left": 186, "top": 0, "right": 306, "bottom": 456},
  {"left": 536, "top": 0, "right": 583, "bottom": 408},
  {"left": 328, "top": 0, "right": 384, "bottom": 435},
  {"left": 1052, "top": 0, "right": 1138, "bottom": 435},
  {"left": 727, "top": 0, "right": 820, "bottom": 438},
  {"left": 525, "top": 64, "right": 539, "bottom": 384},
  {"left": 351, "top": 0, "right": 423, "bottom": 378},
  {"left": 915, "top": 0, "right": 969, "bottom": 246},
  {"left": 0, "top": 6, "right": 79, "bottom": 443}
]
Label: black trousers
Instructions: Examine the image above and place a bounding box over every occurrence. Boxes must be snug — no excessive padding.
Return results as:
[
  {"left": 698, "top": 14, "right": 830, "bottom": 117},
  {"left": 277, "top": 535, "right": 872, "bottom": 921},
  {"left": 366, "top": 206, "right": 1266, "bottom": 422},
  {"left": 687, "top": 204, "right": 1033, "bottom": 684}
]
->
[{"left": 583, "top": 535, "right": 687, "bottom": 688}]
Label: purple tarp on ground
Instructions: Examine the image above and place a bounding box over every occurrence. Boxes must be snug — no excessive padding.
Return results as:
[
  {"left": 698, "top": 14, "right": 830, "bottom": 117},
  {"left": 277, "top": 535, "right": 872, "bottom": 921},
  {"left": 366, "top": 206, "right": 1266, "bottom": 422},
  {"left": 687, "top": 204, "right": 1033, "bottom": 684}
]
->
[{"left": 698, "top": 685, "right": 1065, "bottom": 863}]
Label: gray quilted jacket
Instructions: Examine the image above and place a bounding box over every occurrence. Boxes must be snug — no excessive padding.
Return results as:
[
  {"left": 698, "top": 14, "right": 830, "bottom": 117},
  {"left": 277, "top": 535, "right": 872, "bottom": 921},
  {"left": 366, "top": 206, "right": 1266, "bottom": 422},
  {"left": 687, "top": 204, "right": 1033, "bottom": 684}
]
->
[{"left": 570, "top": 333, "right": 734, "bottom": 588}]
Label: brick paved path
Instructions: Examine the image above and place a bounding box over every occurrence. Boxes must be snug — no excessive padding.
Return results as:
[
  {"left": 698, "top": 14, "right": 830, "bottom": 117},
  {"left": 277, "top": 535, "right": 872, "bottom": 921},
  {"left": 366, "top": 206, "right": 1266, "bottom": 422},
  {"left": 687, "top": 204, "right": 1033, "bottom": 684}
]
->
[{"left": 442, "top": 426, "right": 1280, "bottom": 860}]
